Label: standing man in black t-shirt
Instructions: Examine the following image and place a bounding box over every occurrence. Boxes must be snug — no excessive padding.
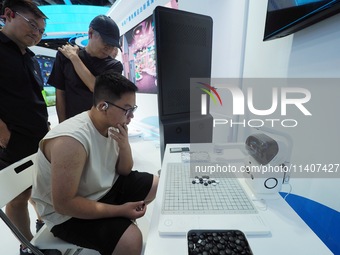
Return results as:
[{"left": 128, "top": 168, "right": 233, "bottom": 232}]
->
[
  {"left": 0, "top": 1, "right": 59, "bottom": 254},
  {"left": 48, "top": 15, "right": 123, "bottom": 123}
]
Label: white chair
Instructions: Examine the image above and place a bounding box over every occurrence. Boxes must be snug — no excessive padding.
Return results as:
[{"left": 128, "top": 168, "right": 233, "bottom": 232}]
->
[{"left": 0, "top": 153, "right": 83, "bottom": 255}]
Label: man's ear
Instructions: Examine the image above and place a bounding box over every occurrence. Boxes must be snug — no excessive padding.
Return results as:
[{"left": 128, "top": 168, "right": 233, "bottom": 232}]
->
[
  {"left": 3, "top": 7, "right": 14, "bottom": 20},
  {"left": 88, "top": 27, "right": 94, "bottom": 39},
  {"left": 96, "top": 102, "right": 108, "bottom": 111}
]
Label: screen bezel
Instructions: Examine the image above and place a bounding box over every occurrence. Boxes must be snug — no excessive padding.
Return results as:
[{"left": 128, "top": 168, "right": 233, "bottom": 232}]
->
[{"left": 263, "top": 0, "right": 340, "bottom": 41}]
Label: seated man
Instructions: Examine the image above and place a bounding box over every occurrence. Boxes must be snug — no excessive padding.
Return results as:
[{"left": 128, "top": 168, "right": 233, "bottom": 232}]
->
[{"left": 32, "top": 70, "right": 159, "bottom": 255}]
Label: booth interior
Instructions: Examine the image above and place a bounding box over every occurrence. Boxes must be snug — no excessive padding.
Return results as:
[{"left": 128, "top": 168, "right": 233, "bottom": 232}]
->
[{"left": 1, "top": 0, "right": 340, "bottom": 255}]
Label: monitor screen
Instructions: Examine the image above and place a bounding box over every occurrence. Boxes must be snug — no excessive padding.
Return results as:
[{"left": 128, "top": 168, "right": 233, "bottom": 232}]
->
[
  {"left": 120, "top": 15, "right": 157, "bottom": 94},
  {"left": 264, "top": 0, "right": 340, "bottom": 41},
  {"left": 35, "top": 55, "right": 56, "bottom": 106}
]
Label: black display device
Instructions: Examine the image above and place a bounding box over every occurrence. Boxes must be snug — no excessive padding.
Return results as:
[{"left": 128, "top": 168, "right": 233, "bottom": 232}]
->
[
  {"left": 153, "top": 6, "right": 214, "bottom": 160},
  {"left": 264, "top": 0, "right": 340, "bottom": 41},
  {"left": 154, "top": 6, "right": 213, "bottom": 118}
]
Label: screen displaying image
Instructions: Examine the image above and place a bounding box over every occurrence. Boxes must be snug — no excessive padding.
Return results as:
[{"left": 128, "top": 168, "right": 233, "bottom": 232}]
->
[
  {"left": 120, "top": 15, "right": 157, "bottom": 94},
  {"left": 35, "top": 55, "right": 56, "bottom": 107}
]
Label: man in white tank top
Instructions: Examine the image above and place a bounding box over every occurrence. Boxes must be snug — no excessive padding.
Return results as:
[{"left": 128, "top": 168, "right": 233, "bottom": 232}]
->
[{"left": 32, "top": 70, "right": 159, "bottom": 255}]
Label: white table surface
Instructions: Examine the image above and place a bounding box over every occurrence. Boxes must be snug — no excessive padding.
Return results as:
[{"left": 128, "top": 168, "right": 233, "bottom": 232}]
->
[{"left": 144, "top": 143, "right": 333, "bottom": 255}]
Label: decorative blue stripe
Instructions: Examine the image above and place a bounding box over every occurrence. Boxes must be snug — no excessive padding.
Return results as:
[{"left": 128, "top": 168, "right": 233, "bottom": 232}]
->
[{"left": 280, "top": 192, "right": 340, "bottom": 255}]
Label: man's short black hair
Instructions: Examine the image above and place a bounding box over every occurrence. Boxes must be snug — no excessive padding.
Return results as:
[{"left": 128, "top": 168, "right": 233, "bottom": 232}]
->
[
  {"left": 2, "top": 0, "right": 47, "bottom": 19},
  {"left": 93, "top": 70, "right": 138, "bottom": 106}
]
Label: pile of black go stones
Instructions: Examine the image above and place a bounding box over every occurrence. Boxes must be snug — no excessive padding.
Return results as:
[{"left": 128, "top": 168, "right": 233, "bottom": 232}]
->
[{"left": 187, "top": 230, "right": 253, "bottom": 255}]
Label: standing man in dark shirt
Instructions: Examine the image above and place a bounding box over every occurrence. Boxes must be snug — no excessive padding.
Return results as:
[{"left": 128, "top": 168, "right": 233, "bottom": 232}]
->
[
  {"left": 48, "top": 15, "right": 123, "bottom": 123},
  {"left": 0, "top": 1, "right": 60, "bottom": 254}
]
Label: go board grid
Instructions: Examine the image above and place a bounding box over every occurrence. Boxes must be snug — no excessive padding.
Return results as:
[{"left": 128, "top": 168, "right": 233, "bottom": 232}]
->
[{"left": 162, "top": 163, "right": 257, "bottom": 214}]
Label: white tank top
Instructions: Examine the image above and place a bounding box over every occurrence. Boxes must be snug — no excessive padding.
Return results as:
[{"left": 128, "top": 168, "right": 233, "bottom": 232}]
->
[{"left": 32, "top": 112, "right": 119, "bottom": 228}]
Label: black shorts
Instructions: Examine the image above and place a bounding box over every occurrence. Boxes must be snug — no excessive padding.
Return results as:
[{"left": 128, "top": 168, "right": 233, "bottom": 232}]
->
[
  {"left": 0, "top": 158, "right": 10, "bottom": 170},
  {"left": 51, "top": 171, "right": 154, "bottom": 255}
]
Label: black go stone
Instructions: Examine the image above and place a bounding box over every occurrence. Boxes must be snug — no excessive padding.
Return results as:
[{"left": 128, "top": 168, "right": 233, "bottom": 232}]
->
[{"left": 188, "top": 230, "right": 253, "bottom": 255}]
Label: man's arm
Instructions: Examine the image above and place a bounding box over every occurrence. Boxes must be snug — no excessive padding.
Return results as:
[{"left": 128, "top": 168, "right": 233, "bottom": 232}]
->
[
  {"left": 58, "top": 44, "right": 96, "bottom": 92},
  {"left": 45, "top": 136, "right": 144, "bottom": 220},
  {"left": 55, "top": 89, "right": 67, "bottom": 123},
  {"left": 0, "top": 118, "right": 10, "bottom": 148}
]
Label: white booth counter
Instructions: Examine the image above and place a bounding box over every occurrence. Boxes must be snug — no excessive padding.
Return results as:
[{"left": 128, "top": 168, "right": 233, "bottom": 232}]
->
[{"left": 144, "top": 143, "right": 333, "bottom": 255}]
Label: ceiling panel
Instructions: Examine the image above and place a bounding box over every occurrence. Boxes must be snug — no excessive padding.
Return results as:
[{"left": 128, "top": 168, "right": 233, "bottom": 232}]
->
[
  {"left": 0, "top": 0, "right": 115, "bottom": 9},
  {"left": 0, "top": 0, "right": 117, "bottom": 49}
]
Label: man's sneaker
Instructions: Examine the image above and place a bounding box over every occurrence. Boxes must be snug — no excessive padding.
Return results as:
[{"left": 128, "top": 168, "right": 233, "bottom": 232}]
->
[
  {"left": 36, "top": 219, "right": 45, "bottom": 233},
  {"left": 20, "top": 245, "right": 62, "bottom": 255}
]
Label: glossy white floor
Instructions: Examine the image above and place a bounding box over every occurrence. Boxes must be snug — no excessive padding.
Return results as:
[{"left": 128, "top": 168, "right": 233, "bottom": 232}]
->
[{"left": 0, "top": 106, "right": 159, "bottom": 255}]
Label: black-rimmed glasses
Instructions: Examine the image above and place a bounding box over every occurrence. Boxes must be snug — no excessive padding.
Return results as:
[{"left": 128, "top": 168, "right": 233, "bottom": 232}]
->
[
  {"left": 15, "top": 11, "right": 46, "bottom": 37},
  {"left": 105, "top": 101, "right": 138, "bottom": 116}
]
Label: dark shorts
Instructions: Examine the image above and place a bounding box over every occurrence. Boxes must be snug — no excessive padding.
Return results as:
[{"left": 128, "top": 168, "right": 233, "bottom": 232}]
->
[
  {"left": 0, "top": 159, "right": 10, "bottom": 170},
  {"left": 51, "top": 171, "right": 153, "bottom": 255}
]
